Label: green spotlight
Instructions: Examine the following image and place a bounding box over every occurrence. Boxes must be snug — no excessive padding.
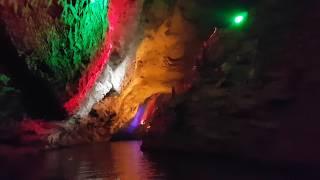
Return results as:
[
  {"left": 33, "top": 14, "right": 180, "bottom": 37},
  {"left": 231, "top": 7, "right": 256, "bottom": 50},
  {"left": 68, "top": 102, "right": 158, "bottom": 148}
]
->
[
  {"left": 234, "top": 15, "right": 244, "bottom": 24},
  {"left": 232, "top": 12, "right": 248, "bottom": 26}
]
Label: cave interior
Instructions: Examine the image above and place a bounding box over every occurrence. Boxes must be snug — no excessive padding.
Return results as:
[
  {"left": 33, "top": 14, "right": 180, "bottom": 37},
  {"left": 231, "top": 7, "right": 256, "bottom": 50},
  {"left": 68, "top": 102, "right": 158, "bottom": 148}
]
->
[{"left": 0, "top": 0, "right": 320, "bottom": 166}]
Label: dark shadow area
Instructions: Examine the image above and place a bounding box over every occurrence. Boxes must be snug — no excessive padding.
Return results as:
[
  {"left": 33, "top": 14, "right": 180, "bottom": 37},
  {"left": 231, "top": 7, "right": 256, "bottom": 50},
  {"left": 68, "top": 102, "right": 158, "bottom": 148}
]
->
[
  {"left": 143, "top": 150, "right": 320, "bottom": 180},
  {"left": 0, "top": 21, "right": 66, "bottom": 120}
]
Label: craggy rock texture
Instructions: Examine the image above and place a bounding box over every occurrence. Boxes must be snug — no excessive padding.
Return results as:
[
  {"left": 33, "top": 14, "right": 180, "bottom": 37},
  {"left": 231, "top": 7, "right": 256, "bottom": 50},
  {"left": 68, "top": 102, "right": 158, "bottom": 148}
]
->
[
  {"left": 0, "top": 0, "right": 110, "bottom": 119},
  {"left": 142, "top": 0, "right": 320, "bottom": 163},
  {"left": 46, "top": 0, "right": 197, "bottom": 147},
  {"left": 93, "top": 0, "right": 203, "bottom": 135},
  {"left": 0, "top": 0, "right": 110, "bottom": 147},
  {"left": 73, "top": 0, "right": 145, "bottom": 117},
  {"left": 0, "top": 0, "right": 108, "bottom": 85}
]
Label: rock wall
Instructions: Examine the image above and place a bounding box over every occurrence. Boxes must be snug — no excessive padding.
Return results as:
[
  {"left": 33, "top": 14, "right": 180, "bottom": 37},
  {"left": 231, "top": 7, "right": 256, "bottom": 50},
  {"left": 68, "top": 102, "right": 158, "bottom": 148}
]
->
[
  {"left": 0, "top": 0, "right": 108, "bottom": 85},
  {"left": 93, "top": 0, "right": 204, "bottom": 135},
  {"left": 142, "top": 0, "right": 320, "bottom": 163}
]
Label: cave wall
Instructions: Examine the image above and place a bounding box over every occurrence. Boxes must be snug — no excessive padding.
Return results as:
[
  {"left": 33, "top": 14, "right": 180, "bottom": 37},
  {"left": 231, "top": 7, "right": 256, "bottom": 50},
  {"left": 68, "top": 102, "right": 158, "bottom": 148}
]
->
[
  {"left": 92, "top": 0, "right": 206, "bottom": 134},
  {"left": 0, "top": 0, "right": 110, "bottom": 143},
  {"left": 0, "top": 0, "right": 110, "bottom": 115},
  {"left": 0, "top": 0, "right": 108, "bottom": 85},
  {"left": 142, "top": 0, "right": 320, "bottom": 162},
  {"left": 73, "top": 0, "right": 145, "bottom": 117},
  {"left": 0, "top": 19, "right": 67, "bottom": 121}
]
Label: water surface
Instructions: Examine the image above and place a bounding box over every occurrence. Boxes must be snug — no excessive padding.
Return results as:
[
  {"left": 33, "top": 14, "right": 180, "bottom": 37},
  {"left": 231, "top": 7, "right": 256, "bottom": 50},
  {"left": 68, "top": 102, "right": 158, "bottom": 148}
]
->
[{"left": 0, "top": 141, "right": 317, "bottom": 180}]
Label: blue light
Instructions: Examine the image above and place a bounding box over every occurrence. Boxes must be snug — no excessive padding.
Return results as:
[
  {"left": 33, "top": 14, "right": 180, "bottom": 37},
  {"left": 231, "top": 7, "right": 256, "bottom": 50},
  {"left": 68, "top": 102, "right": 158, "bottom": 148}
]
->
[{"left": 128, "top": 105, "right": 145, "bottom": 133}]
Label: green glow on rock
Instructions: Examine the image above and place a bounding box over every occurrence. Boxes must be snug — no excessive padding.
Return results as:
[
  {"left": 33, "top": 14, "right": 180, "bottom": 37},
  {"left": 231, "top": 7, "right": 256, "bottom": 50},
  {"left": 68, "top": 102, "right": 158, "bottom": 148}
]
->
[{"left": 43, "top": 0, "right": 109, "bottom": 82}]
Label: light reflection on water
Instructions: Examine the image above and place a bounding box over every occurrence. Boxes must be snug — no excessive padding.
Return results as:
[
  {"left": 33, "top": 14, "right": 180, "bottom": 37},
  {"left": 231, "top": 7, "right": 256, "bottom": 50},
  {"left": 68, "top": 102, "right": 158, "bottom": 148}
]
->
[
  {"left": 0, "top": 141, "right": 163, "bottom": 180},
  {"left": 0, "top": 141, "right": 317, "bottom": 180},
  {"left": 43, "top": 141, "right": 161, "bottom": 180}
]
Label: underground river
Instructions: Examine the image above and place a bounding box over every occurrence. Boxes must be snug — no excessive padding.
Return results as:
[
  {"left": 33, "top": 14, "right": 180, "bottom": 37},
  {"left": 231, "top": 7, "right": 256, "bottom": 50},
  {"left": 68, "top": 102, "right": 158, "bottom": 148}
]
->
[{"left": 0, "top": 141, "right": 317, "bottom": 180}]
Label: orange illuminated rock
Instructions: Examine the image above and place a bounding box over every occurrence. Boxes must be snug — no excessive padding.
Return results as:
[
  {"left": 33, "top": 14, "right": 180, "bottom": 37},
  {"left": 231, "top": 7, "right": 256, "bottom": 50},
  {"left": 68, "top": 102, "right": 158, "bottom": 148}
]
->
[{"left": 95, "top": 5, "right": 203, "bottom": 133}]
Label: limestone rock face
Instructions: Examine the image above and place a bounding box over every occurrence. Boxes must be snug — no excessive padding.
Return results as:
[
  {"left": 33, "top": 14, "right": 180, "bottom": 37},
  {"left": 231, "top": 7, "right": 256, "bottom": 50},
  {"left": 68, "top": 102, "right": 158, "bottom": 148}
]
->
[
  {"left": 0, "top": 0, "right": 108, "bottom": 85},
  {"left": 93, "top": 0, "right": 203, "bottom": 134}
]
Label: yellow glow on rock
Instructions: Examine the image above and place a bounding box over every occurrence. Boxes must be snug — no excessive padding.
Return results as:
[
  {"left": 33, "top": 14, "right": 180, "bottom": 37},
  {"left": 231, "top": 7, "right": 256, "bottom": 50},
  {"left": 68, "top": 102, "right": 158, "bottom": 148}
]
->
[{"left": 96, "top": 6, "right": 202, "bottom": 132}]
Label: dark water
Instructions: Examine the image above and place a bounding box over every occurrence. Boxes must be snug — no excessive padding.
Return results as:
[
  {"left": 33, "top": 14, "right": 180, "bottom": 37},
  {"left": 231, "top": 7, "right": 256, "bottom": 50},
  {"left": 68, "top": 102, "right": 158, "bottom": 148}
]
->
[{"left": 0, "top": 141, "right": 318, "bottom": 180}]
